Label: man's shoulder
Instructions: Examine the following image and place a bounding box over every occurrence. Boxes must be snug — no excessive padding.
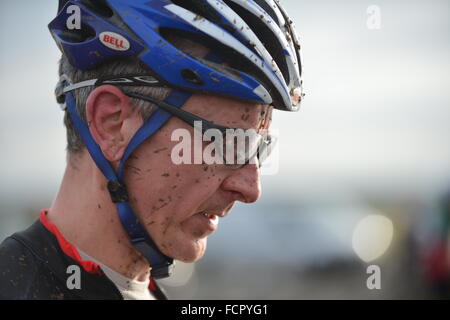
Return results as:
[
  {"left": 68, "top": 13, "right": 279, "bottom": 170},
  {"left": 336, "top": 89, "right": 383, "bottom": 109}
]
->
[
  {"left": 0, "top": 218, "right": 166, "bottom": 300},
  {"left": 0, "top": 221, "right": 74, "bottom": 300},
  {"left": 0, "top": 226, "right": 44, "bottom": 299}
]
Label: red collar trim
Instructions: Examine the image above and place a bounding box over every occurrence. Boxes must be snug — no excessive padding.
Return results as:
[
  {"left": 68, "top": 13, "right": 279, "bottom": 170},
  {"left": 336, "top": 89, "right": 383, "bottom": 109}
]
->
[
  {"left": 149, "top": 277, "right": 157, "bottom": 292},
  {"left": 39, "top": 209, "right": 102, "bottom": 275},
  {"left": 39, "top": 209, "right": 158, "bottom": 292}
]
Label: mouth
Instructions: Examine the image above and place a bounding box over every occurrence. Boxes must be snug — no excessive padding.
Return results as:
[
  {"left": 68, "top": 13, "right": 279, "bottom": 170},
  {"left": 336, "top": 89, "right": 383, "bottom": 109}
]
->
[
  {"left": 186, "top": 204, "right": 233, "bottom": 239},
  {"left": 197, "top": 211, "right": 219, "bottom": 225},
  {"left": 191, "top": 210, "right": 223, "bottom": 236}
]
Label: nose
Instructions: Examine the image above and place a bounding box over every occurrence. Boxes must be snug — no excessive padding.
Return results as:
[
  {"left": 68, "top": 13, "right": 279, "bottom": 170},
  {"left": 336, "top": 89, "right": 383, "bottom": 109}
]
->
[{"left": 220, "top": 164, "right": 261, "bottom": 203}]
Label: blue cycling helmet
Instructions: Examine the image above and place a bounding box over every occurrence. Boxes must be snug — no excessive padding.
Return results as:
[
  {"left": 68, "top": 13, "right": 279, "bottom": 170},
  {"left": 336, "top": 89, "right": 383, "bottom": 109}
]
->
[
  {"left": 49, "top": 0, "right": 304, "bottom": 279},
  {"left": 50, "top": 0, "right": 303, "bottom": 111}
]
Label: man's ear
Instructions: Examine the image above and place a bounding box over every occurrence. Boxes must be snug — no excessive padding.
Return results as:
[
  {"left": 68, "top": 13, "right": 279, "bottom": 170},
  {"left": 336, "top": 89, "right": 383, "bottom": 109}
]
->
[{"left": 86, "top": 85, "right": 143, "bottom": 162}]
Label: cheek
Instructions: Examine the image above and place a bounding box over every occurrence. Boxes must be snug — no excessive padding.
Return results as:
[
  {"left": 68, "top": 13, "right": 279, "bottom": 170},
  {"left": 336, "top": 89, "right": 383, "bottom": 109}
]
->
[
  {"left": 142, "top": 164, "right": 223, "bottom": 223},
  {"left": 127, "top": 163, "right": 221, "bottom": 223}
]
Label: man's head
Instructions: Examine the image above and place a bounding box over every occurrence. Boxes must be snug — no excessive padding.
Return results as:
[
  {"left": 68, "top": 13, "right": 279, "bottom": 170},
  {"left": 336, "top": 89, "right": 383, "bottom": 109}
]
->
[{"left": 50, "top": 0, "right": 302, "bottom": 277}]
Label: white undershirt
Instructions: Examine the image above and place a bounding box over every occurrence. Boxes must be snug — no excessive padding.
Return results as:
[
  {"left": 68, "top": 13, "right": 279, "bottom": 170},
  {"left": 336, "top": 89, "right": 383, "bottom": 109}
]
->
[{"left": 77, "top": 249, "right": 155, "bottom": 300}]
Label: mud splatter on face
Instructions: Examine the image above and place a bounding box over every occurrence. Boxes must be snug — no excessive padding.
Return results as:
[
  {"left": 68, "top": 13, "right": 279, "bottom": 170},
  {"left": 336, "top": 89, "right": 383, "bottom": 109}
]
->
[
  {"left": 153, "top": 147, "right": 168, "bottom": 154},
  {"left": 151, "top": 203, "right": 168, "bottom": 214},
  {"left": 150, "top": 195, "right": 173, "bottom": 214},
  {"left": 162, "top": 215, "right": 174, "bottom": 236},
  {"left": 241, "top": 113, "right": 250, "bottom": 121},
  {"left": 126, "top": 165, "right": 142, "bottom": 176},
  {"left": 257, "top": 106, "right": 273, "bottom": 131}
]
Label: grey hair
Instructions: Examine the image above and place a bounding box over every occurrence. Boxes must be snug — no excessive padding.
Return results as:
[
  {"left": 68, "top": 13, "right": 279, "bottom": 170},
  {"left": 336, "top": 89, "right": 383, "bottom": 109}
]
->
[{"left": 58, "top": 55, "right": 171, "bottom": 154}]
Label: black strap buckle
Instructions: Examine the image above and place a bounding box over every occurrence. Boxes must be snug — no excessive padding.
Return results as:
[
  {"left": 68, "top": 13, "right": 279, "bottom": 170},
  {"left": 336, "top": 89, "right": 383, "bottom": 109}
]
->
[
  {"left": 107, "top": 180, "right": 129, "bottom": 203},
  {"left": 133, "top": 240, "right": 174, "bottom": 279}
]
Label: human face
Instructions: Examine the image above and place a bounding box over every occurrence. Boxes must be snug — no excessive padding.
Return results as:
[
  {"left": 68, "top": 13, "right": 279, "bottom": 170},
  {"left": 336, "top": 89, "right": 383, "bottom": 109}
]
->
[{"left": 122, "top": 94, "right": 272, "bottom": 263}]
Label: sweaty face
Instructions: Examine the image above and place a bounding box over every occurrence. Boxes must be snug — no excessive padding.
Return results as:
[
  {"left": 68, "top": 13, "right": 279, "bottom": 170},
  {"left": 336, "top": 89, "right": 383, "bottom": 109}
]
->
[{"left": 123, "top": 94, "right": 273, "bottom": 263}]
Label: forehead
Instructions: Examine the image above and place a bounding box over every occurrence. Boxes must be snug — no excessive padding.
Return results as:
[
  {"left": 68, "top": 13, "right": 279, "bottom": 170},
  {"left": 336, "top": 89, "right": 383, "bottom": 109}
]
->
[{"left": 182, "top": 94, "right": 272, "bottom": 130}]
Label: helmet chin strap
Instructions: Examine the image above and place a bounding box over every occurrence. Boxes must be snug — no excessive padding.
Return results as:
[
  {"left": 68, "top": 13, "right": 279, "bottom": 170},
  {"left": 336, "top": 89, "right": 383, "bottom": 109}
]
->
[{"left": 63, "top": 88, "right": 191, "bottom": 279}]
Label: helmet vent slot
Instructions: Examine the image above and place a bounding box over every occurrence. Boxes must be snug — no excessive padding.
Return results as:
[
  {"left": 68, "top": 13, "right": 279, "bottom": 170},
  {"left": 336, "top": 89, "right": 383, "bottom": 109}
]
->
[
  {"left": 252, "top": 0, "right": 281, "bottom": 27},
  {"left": 60, "top": 22, "right": 96, "bottom": 43},
  {"left": 181, "top": 68, "right": 204, "bottom": 85},
  {"left": 81, "top": 0, "right": 114, "bottom": 18},
  {"left": 171, "top": 0, "right": 235, "bottom": 34}
]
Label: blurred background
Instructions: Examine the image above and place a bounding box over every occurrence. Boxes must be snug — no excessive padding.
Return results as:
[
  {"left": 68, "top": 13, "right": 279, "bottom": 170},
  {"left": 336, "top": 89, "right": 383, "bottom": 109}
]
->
[{"left": 1, "top": 0, "right": 449, "bottom": 299}]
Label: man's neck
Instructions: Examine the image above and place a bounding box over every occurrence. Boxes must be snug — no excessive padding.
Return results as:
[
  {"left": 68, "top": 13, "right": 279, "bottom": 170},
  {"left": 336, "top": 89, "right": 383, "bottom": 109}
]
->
[{"left": 47, "top": 153, "right": 151, "bottom": 281}]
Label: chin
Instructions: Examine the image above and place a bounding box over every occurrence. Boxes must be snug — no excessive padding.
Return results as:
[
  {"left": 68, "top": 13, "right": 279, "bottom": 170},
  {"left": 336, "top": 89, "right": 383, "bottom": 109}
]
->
[{"left": 163, "top": 237, "right": 207, "bottom": 263}]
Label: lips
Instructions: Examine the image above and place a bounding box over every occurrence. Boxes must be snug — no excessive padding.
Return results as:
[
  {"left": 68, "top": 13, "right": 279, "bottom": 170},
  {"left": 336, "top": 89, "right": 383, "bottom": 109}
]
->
[
  {"left": 201, "top": 212, "right": 215, "bottom": 219},
  {"left": 186, "top": 211, "right": 219, "bottom": 237},
  {"left": 199, "top": 207, "right": 230, "bottom": 218},
  {"left": 184, "top": 206, "right": 232, "bottom": 238},
  {"left": 199, "top": 212, "right": 219, "bottom": 226},
  {"left": 199, "top": 211, "right": 226, "bottom": 219},
  {"left": 197, "top": 211, "right": 220, "bottom": 226}
]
